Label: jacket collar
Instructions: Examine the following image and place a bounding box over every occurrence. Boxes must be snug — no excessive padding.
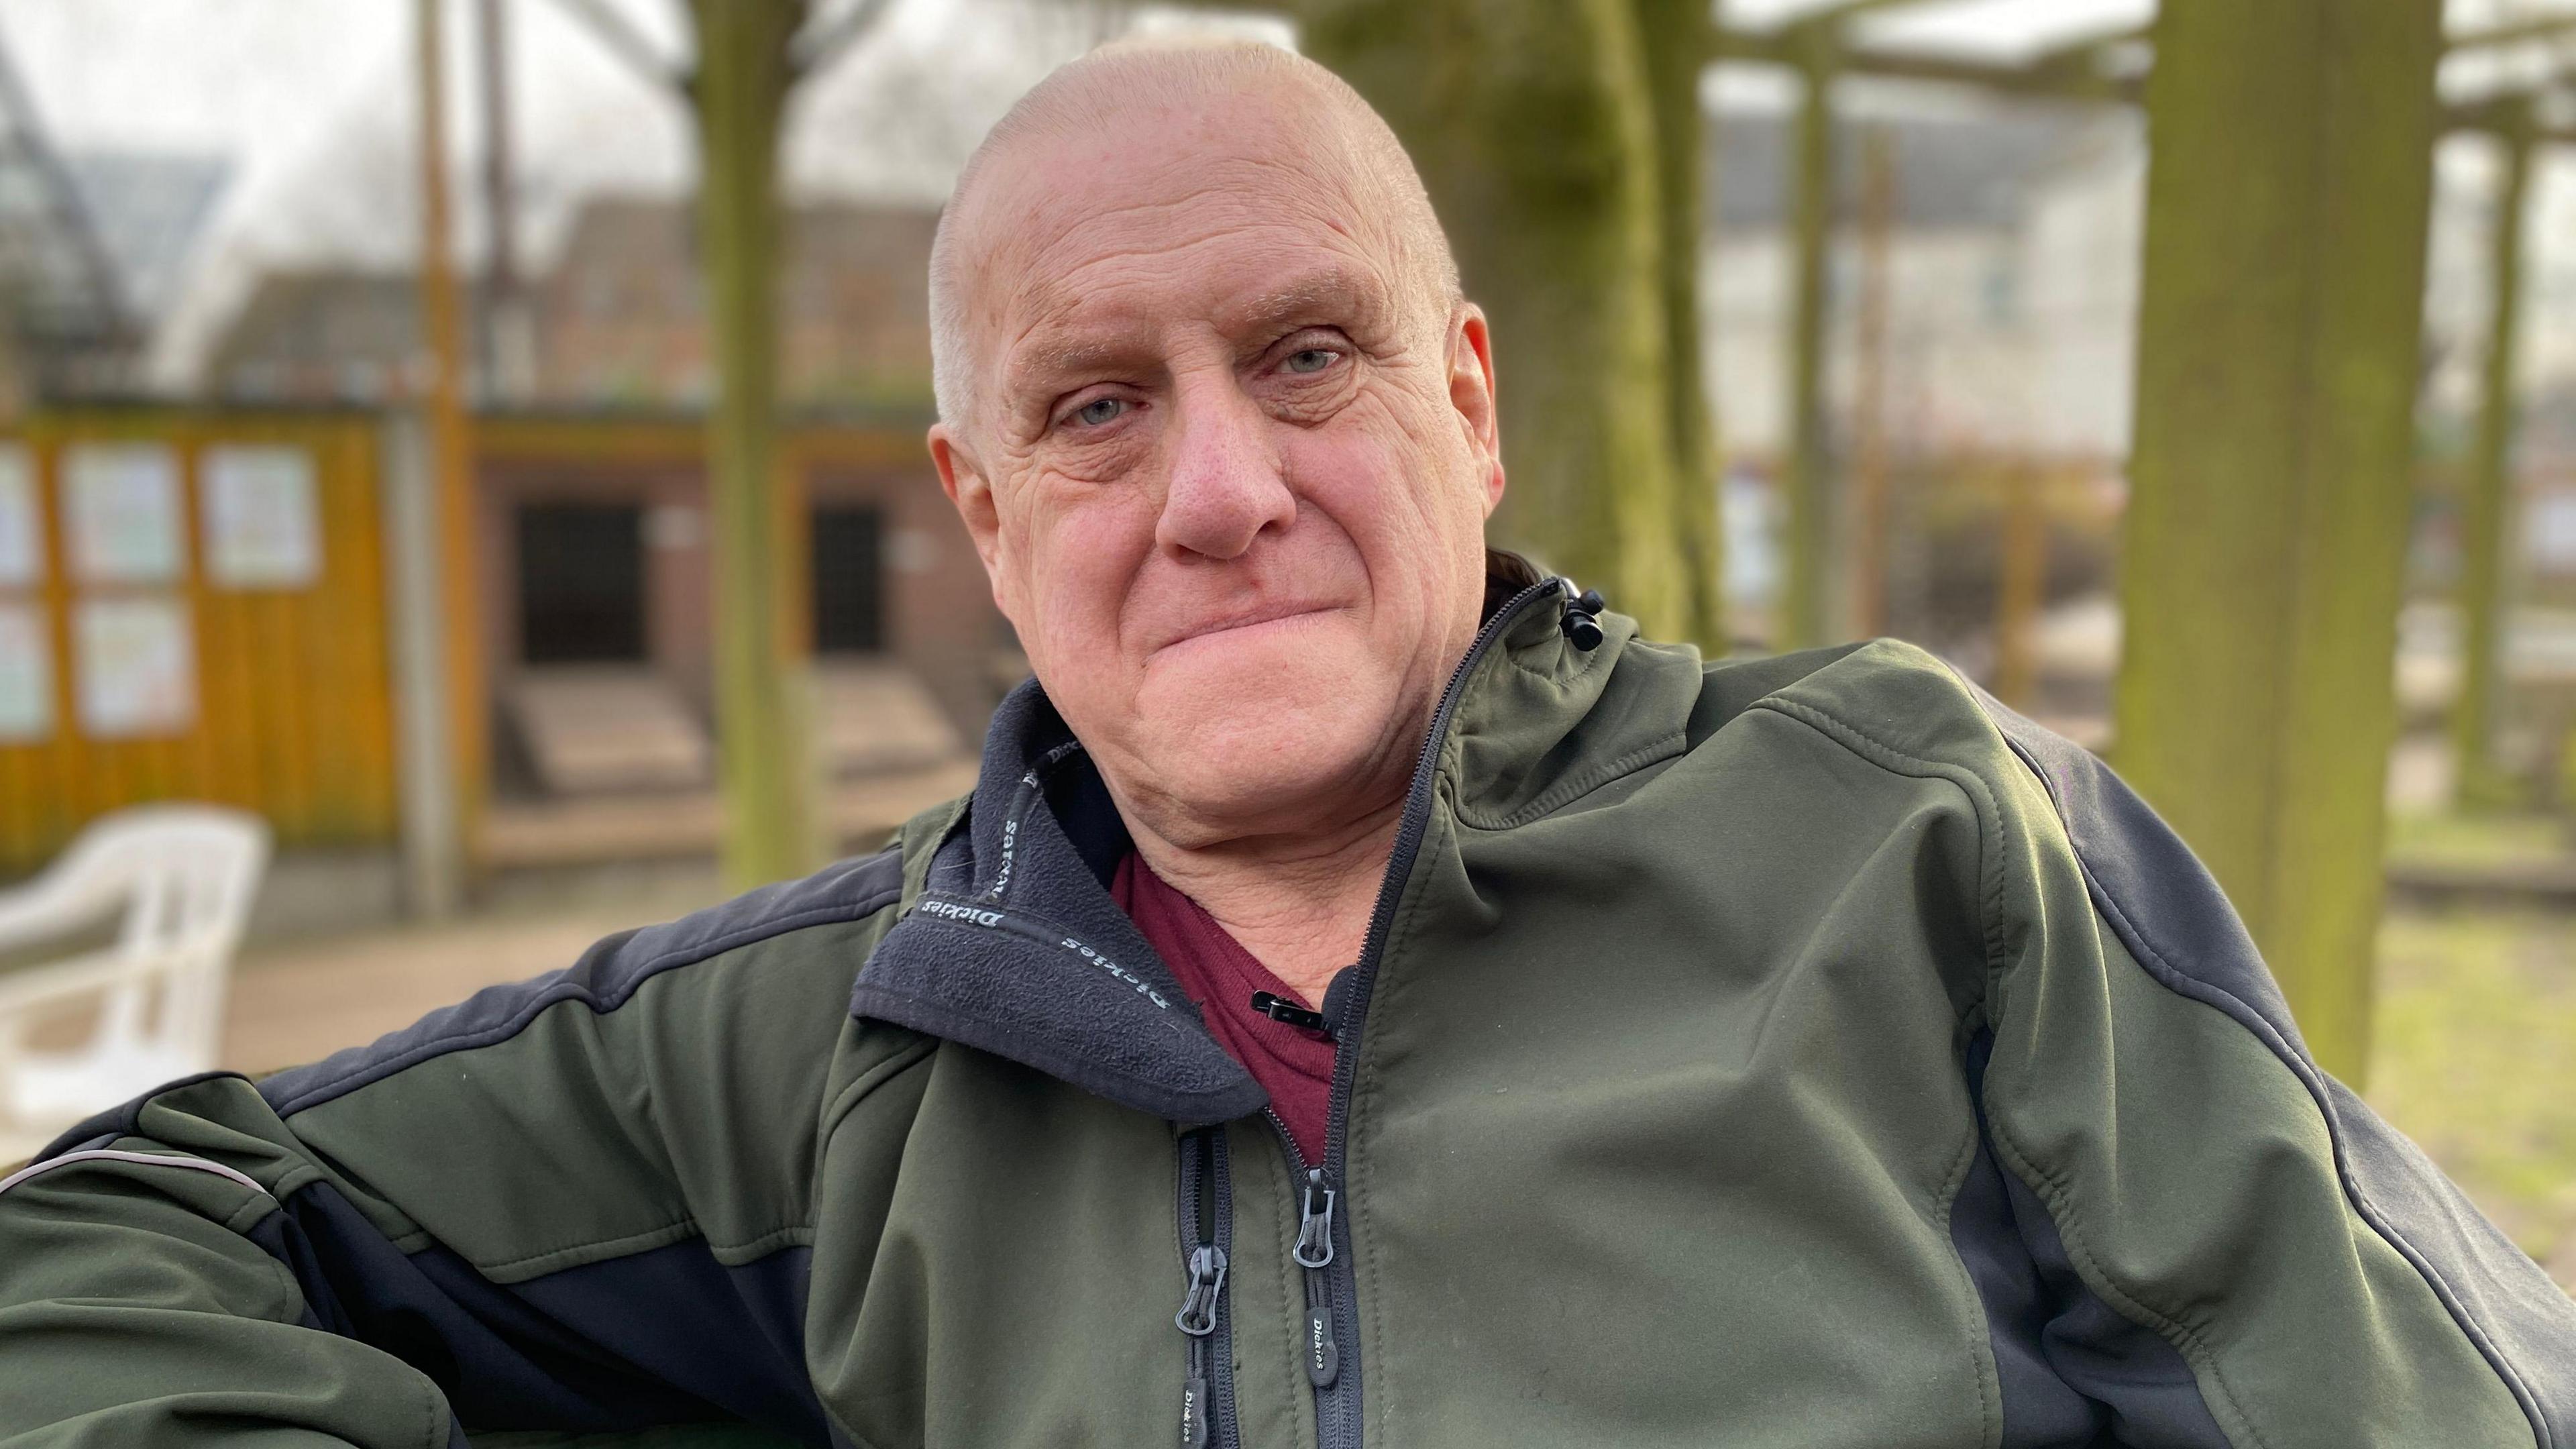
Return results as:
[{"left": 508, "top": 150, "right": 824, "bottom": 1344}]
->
[{"left": 851, "top": 570, "right": 1693, "bottom": 1124}]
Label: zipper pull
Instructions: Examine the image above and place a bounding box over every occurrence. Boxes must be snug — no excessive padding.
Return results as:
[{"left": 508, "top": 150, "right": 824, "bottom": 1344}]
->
[
  {"left": 1303, "top": 1290, "right": 1339, "bottom": 1388},
  {"left": 1180, "top": 1358, "right": 1212, "bottom": 1448},
  {"left": 1175, "top": 1243, "right": 1228, "bottom": 1336},
  {"left": 1250, "top": 989, "right": 1332, "bottom": 1036},
  {"left": 1294, "top": 1168, "right": 1340, "bottom": 1387},
  {"left": 1293, "top": 1169, "right": 1336, "bottom": 1269}
]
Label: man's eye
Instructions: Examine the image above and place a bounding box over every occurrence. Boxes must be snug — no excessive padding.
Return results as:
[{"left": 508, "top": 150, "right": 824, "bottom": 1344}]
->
[
  {"left": 1284, "top": 347, "right": 1339, "bottom": 375},
  {"left": 1072, "top": 396, "right": 1126, "bottom": 427}
]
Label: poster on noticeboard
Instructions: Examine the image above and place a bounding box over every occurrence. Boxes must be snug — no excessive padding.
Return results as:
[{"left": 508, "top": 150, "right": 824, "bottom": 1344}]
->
[
  {"left": 0, "top": 601, "right": 51, "bottom": 742},
  {"left": 0, "top": 445, "right": 40, "bottom": 588},
  {"left": 64, "top": 443, "right": 185, "bottom": 585},
  {"left": 75, "top": 594, "right": 194, "bottom": 738},
  {"left": 203, "top": 444, "right": 321, "bottom": 588}
]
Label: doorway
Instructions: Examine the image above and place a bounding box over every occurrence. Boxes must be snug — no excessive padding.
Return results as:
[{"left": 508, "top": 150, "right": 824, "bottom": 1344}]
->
[{"left": 517, "top": 503, "right": 645, "bottom": 663}]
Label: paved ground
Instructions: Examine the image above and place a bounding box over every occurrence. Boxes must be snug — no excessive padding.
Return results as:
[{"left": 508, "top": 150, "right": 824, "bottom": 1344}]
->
[{"left": 223, "top": 879, "right": 720, "bottom": 1075}]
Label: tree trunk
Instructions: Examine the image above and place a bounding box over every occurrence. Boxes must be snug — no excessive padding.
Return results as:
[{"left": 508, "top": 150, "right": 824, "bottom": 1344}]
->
[
  {"left": 1301, "top": 0, "right": 1692, "bottom": 641},
  {"left": 2115, "top": 0, "right": 2444, "bottom": 1084},
  {"left": 2451, "top": 111, "right": 2533, "bottom": 809},
  {"left": 1632, "top": 0, "right": 1725, "bottom": 650},
  {"left": 691, "top": 0, "right": 820, "bottom": 888}
]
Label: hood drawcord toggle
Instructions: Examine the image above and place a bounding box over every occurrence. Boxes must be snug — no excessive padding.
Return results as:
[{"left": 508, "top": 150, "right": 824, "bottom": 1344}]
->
[{"left": 1558, "top": 582, "right": 1607, "bottom": 651}]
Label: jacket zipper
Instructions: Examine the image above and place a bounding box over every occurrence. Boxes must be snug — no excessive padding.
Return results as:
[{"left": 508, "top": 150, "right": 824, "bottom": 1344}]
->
[
  {"left": 1175, "top": 1127, "right": 1236, "bottom": 1449},
  {"left": 1173, "top": 578, "right": 1565, "bottom": 1449},
  {"left": 1302, "top": 578, "right": 1566, "bottom": 1449}
]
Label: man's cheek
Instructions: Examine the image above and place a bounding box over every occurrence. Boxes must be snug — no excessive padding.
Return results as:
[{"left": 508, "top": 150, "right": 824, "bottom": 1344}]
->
[{"left": 1285, "top": 429, "right": 1426, "bottom": 559}]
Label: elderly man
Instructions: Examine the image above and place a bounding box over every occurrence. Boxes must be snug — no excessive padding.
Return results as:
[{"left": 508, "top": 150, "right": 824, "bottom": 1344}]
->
[{"left": 4, "top": 37, "right": 2572, "bottom": 1449}]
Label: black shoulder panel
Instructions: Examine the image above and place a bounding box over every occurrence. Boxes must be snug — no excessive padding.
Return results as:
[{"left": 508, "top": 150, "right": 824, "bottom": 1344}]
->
[
  {"left": 261, "top": 848, "right": 906, "bottom": 1120},
  {"left": 1950, "top": 1030, "right": 2231, "bottom": 1446},
  {"left": 250, "top": 1179, "right": 829, "bottom": 1442},
  {"left": 1968, "top": 685, "right": 2576, "bottom": 1449}
]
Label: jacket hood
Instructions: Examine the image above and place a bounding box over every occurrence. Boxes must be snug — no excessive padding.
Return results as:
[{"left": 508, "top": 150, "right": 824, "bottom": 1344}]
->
[{"left": 850, "top": 572, "right": 1705, "bottom": 1125}]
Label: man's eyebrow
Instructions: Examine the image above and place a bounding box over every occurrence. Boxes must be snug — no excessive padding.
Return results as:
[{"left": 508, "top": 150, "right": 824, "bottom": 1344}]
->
[
  {"left": 1000, "top": 325, "right": 1159, "bottom": 407},
  {"left": 1221, "top": 268, "right": 1391, "bottom": 335},
  {"left": 996, "top": 265, "right": 1397, "bottom": 411}
]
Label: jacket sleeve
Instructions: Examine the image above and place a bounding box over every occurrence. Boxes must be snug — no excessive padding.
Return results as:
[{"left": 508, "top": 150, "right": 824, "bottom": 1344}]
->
[
  {"left": 1964, "top": 706, "right": 2576, "bottom": 1449},
  {"left": 0, "top": 849, "right": 907, "bottom": 1448}
]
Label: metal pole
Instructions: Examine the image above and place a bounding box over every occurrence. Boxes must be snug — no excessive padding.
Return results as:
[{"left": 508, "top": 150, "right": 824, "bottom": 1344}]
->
[
  {"left": 380, "top": 412, "right": 461, "bottom": 919},
  {"left": 2451, "top": 107, "right": 2534, "bottom": 808},
  {"left": 417, "top": 0, "right": 486, "bottom": 888}
]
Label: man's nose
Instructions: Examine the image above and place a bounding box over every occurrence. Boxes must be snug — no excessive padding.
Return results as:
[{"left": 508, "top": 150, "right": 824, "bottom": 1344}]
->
[{"left": 1155, "top": 382, "right": 1295, "bottom": 561}]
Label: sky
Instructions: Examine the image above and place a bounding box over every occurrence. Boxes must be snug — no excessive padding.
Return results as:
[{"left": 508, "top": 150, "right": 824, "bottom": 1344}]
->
[
  {"left": 0, "top": 0, "right": 2567, "bottom": 384},
  {"left": 0, "top": 0, "right": 1270, "bottom": 380}
]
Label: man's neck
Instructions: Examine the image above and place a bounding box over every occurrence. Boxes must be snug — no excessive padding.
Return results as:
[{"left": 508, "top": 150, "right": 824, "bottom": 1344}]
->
[{"left": 1124, "top": 798, "right": 1405, "bottom": 1008}]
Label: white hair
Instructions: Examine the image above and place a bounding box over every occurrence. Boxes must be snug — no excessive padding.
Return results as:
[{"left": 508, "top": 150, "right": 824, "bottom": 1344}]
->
[{"left": 926, "top": 35, "right": 1462, "bottom": 438}]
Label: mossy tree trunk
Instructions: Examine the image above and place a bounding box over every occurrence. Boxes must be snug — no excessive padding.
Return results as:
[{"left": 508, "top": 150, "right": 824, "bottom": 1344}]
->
[
  {"left": 1633, "top": 0, "right": 1727, "bottom": 650},
  {"left": 1300, "top": 0, "right": 1695, "bottom": 643},
  {"left": 691, "top": 0, "right": 822, "bottom": 888},
  {"left": 2114, "top": 0, "right": 2444, "bottom": 1084}
]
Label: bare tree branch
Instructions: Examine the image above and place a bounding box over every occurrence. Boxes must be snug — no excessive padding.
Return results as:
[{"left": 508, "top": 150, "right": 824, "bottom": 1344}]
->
[
  {"left": 545, "top": 0, "right": 688, "bottom": 93},
  {"left": 792, "top": 0, "right": 896, "bottom": 79}
]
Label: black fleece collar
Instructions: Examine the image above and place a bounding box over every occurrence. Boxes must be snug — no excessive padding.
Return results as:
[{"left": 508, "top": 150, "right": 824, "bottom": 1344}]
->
[{"left": 851, "top": 682, "right": 1268, "bottom": 1125}]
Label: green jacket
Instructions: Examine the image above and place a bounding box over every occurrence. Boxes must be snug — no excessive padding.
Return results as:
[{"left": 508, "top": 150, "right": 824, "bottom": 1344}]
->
[{"left": 4, "top": 578, "right": 2572, "bottom": 1449}]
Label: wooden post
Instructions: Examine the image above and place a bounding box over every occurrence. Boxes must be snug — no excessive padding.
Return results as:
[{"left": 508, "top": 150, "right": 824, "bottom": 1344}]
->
[
  {"left": 2451, "top": 105, "right": 2534, "bottom": 809},
  {"left": 1993, "top": 461, "right": 2043, "bottom": 708},
  {"left": 416, "top": 0, "right": 486, "bottom": 886},
  {"left": 690, "top": 0, "right": 820, "bottom": 889},
  {"left": 2114, "top": 0, "right": 2444, "bottom": 1084},
  {"left": 1779, "top": 24, "right": 1837, "bottom": 651},
  {"left": 1850, "top": 121, "right": 1894, "bottom": 638}
]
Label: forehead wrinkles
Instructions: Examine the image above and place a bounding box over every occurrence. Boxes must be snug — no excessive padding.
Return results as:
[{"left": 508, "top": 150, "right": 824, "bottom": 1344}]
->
[
  {"left": 985, "top": 153, "right": 1400, "bottom": 395},
  {"left": 1012, "top": 140, "right": 1379, "bottom": 297},
  {"left": 951, "top": 84, "right": 1439, "bottom": 427}
]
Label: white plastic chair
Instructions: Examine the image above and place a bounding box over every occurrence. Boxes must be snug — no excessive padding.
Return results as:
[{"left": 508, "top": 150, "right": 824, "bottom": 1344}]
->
[{"left": 0, "top": 806, "right": 268, "bottom": 1165}]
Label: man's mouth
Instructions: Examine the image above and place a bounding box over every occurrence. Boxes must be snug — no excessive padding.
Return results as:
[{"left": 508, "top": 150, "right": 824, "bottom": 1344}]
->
[{"left": 1152, "top": 602, "right": 1346, "bottom": 657}]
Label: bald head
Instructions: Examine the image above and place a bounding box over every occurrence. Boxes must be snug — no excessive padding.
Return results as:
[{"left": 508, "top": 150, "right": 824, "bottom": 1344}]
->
[
  {"left": 919, "top": 34, "right": 1509, "bottom": 870},
  {"left": 926, "top": 37, "right": 1460, "bottom": 437}
]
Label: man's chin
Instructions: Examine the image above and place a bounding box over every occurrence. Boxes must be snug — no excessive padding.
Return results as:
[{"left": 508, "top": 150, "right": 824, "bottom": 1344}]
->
[{"left": 1126, "top": 680, "right": 1395, "bottom": 813}]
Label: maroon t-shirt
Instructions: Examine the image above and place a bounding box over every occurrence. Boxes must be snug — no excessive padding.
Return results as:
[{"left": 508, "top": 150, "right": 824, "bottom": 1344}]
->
[{"left": 1113, "top": 853, "right": 1336, "bottom": 1164}]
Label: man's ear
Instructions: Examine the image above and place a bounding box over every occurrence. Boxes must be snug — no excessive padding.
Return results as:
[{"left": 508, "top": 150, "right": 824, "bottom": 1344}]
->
[
  {"left": 1448, "top": 305, "right": 1505, "bottom": 515},
  {"left": 928, "top": 422, "right": 1000, "bottom": 573},
  {"left": 928, "top": 423, "right": 1011, "bottom": 609}
]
